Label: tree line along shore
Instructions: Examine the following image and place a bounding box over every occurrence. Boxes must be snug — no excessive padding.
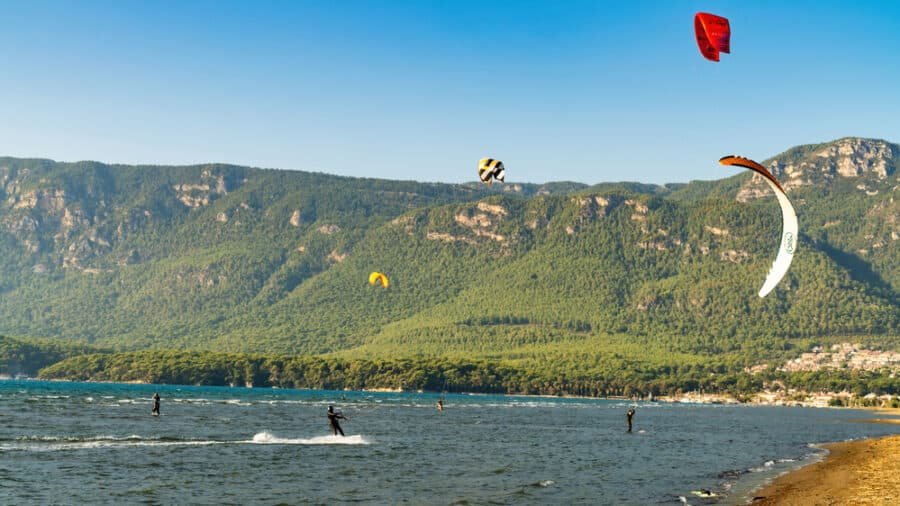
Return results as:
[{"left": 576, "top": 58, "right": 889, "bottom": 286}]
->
[{"left": 2, "top": 348, "right": 896, "bottom": 407}]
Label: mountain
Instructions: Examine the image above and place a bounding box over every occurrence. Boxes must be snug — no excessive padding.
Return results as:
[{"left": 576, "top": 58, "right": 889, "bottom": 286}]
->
[{"left": 0, "top": 139, "right": 897, "bottom": 370}]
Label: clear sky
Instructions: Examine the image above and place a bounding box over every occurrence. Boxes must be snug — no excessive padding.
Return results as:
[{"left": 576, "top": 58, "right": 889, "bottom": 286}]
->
[{"left": 1, "top": 1, "right": 899, "bottom": 184}]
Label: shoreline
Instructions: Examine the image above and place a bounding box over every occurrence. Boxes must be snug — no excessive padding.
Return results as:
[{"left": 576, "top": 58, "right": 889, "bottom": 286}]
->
[
  {"left": 743, "top": 407, "right": 900, "bottom": 504},
  {"left": 5, "top": 377, "right": 900, "bottom": 410},
  {"left": 748, "top": 433, "right": 900, "bottom": 505}
]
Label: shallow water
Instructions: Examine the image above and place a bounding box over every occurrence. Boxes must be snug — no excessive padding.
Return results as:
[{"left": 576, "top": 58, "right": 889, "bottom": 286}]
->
[{"left": 1, "top": 380, "right": 897, "bottom": 504}]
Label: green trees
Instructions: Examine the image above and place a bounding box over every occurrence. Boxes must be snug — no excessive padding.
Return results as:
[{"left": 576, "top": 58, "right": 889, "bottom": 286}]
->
[
  {"left": 35, "top": 348, "right": 900, "bottom": 398},
  {"left": 0, "top": 335, "right": 101, "bottom": 376}
]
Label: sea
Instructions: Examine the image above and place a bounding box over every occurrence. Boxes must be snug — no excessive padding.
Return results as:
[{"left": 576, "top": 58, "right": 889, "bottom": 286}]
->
[{"left": 1, "top": 380, "right": 898, "bottom": 505}]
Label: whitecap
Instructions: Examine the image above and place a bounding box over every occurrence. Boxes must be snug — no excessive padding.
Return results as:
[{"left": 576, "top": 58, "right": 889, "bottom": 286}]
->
[
  {"left": 249, "top": 431, "right": 370, "bottom": 445},
  {"left": 172, "top": 398, "right": 210, "bottom": 404},
  {"left": 1, "top": 435, "right": 221, "bottom": 452}
]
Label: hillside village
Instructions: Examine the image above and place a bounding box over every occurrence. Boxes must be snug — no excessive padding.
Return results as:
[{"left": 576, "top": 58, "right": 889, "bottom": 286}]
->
[{"left": 779, "top": 343, "right": 900, "bottom": 374}]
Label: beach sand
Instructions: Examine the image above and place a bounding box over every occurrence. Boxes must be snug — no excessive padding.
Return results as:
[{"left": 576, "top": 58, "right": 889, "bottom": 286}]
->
[{"left": 751, "top": 433, "right": 900, "bottom": 505}]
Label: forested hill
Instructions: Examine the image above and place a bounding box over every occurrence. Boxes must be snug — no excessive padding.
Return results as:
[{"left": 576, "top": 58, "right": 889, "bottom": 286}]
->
[{"left": 0, "top": 138, "right": 897, "bottom": 368}]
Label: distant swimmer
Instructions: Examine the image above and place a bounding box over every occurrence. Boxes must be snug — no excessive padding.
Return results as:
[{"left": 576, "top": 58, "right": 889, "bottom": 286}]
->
[
  {"left": 437, "top": 399, "right": 444, "bottom": 411},
  {"left": 327, "top": 405, "right": 349, "bottom": 436},
  {"left": 626, "top": 407, "right": 635, "bottom": 433},
  {"left": 151, "top": 392, "right": 160, "bottom": 416}
]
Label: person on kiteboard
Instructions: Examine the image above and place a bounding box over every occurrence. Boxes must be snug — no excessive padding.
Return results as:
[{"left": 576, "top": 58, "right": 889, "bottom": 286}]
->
[
  {"left": 626, "top": 407, "right": 635, "bottom": 433},
  {"left": 328, "top": 405, "right": 348, "bottom": 436},
  {"left": 152, "top": 392, "right": 161, "bottom": 416}
]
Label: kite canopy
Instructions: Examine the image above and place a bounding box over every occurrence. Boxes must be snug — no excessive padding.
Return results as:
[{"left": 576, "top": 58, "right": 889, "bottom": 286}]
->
[
  {"left": 478, "top": 158, "right": 505, "bottom": 185},
  {"left": 695, "top": 12, "right": 731, "bottom": 62},
  {"left": 719, "top": 156, "right": 798, "bottom": 297},
  {"left": 368, "top": 271, "right": 389, "bottom": 289}
]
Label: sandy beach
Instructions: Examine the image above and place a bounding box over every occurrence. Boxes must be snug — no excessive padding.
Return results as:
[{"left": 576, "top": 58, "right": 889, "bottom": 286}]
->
[{"left": 751, "top": 432, "right": 900, "bottom": 505}]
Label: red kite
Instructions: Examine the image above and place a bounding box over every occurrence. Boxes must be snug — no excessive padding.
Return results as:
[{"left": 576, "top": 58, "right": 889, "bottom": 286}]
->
[{"left": 695, "top": 13, "right": 731, "bottom": 62}]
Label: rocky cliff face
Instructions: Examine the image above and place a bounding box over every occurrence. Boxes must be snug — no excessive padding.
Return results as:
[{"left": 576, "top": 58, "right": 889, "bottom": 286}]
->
[
  {"left": 0, "top": 161, "right": 246, "bottom": 272},
  {"left": 732, "top": 138, "right": 899, "bottom": 276},
  {"left": 1, "top": 138, "right": 897, "bottom": 277},
  {"left": 737, "top": 138, "right": 898, "bottom": 201},
  {"left": 1, "top": 166, "right": 102, "bottom": 266},
  {"left": 0, "top": 159, "right": 587, "bottom": 280},
  {"left": 172, "top": 170, "right": 232, "bottom": 208}
]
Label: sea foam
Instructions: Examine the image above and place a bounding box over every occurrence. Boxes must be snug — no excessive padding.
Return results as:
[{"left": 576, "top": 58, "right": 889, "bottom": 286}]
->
[{"left": 250, "top": 431, "right": 370, "bottom": 445}]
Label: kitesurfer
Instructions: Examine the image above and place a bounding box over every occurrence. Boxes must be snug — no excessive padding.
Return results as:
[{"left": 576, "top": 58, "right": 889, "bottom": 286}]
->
[
  {"left": 151, "top": 392, "right": 160, "bottom": 416},
  {"left": 626, "top": 407, "right": 635, "bottom": 433},
  {"left": 437, "top": 399, "right": 444, "bottom": 411},
  {"left": 327, "top": 405, "right": 348, "bottom": 436}
]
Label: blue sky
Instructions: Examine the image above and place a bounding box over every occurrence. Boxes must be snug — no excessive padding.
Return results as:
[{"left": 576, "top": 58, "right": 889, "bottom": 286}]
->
[{"left": 1, "top": 1, "right": 899, "bottom": 184}]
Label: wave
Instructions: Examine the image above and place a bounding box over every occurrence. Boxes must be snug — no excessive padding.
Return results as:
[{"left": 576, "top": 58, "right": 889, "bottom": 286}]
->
[
  {"left": 0, "top": 432, "right": 372, "bottom": 452},
  {"left": 9, "top": 434, "right": 144, "bottom": 442},
  {"left": 0, "top": 435, "right": 220, "bottom": 452},
  {"left": 94, "top": 397, "right": 256, "bottom": 406},
  {"left": 170, "top": 398, "right": 211, "bottom": 404},
  {"left": 25, "top": 395, "right": 72, "bottom": 402},
  {"left": 747, "top": 448, "right": 821, "bottom": 474},
  {"left": 249, "top": 432, "right": 370, "bottom": 445}
]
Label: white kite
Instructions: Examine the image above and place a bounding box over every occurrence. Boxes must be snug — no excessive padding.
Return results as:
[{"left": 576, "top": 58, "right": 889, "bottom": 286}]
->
[{"left": 719, "top": 155, "right": 798, "bottom": 297}]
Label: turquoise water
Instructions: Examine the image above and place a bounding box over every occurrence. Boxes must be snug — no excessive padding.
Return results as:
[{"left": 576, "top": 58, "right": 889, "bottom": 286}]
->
[{"left": 1, "top": 380, "right": 898, "bottom": 504}]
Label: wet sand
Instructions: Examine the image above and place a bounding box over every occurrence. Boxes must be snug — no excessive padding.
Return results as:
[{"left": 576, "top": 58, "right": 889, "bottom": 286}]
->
[
  {"left": 751, "top": 433, "right": 900, "bottom": 505},
  {"left": 867, "top": 407, "right": 900, "bottom": 425},
  {"left": 848, "top": 407, "right": 900, "bottom": 426}
]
